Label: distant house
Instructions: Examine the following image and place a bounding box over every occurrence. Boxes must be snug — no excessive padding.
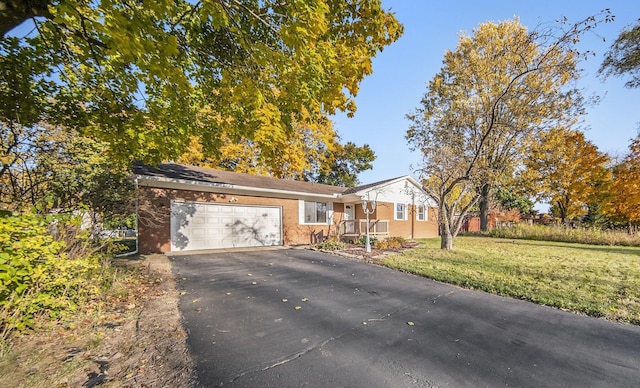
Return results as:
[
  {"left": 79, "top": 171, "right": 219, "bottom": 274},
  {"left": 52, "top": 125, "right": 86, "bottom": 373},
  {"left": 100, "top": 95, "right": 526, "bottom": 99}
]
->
[
  {"left": 133, "top": 163, "right": 439, "bottom": 254},
  {"left": 460, "top": 209, "right": 523, "bottom": 232}
]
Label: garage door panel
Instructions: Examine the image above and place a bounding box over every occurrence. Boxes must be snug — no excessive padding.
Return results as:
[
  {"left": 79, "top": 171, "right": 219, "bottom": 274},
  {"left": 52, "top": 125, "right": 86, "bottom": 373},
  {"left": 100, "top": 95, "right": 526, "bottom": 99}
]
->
[{"left": 170, "top": 201, "right": 282, "bottom": 251}]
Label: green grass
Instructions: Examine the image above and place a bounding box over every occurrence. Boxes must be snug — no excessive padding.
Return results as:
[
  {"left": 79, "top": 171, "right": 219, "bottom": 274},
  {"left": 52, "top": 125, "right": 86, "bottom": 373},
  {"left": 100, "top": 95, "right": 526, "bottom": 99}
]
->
[{"left": 383, "top": 237, "right": 640, "bottom": 324}]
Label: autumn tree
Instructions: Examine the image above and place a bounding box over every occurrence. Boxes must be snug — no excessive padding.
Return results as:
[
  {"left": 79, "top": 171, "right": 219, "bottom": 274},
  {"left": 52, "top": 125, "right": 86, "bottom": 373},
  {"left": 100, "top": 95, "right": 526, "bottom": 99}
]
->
[
  {"left": 493, "top": 186, "right": 534, "bottom": 216},
  {"left": 600, "top": 21, "right": 640, "bottom": 88},
  {"left": 605, "top": 133, "right": 640, "bottom": 232},
  {"left": 177, "top": 107, "right": 375, "bottom": 186},
  {"left": 1, "top": 1, "right": 402, "bottom": 165},
  {"left": 406, "top": 15, "right": 609, "bottom": 250},
  {"left": 521, "top": 128, "right": 611, "bottom": 224},
  {"left": 313, "top": 142, "right": 376, "bottom": 187},
  {"left": 0, "top": 122, "right": 133, "bottom": 226}
]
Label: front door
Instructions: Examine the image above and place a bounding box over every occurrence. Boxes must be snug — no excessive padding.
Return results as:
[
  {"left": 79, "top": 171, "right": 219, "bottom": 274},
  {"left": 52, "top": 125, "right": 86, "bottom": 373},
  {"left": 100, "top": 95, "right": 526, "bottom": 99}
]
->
[{"left": 345, "top": 205, "right": 355, "bottom": 233}]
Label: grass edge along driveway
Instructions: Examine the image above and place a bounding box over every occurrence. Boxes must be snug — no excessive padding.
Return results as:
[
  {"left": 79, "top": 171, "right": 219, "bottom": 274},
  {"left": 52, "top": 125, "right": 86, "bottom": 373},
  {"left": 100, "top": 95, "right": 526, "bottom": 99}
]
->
[{"left": 382, "top": 237, "right": 640, "bottom": 325}]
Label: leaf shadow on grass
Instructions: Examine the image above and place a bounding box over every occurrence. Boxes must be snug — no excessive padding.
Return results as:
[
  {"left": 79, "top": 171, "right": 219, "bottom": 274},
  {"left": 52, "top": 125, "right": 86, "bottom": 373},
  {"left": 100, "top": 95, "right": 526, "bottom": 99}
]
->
[{"left": 495, "top": 239, "right": 640, "bottom": 257}]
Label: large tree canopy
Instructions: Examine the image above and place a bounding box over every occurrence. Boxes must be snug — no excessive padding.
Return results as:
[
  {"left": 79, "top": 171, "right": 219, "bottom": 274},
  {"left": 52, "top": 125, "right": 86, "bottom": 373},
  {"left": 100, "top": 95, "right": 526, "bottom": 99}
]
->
[
  {"left": 600, "top": 21, "right": 640, "bottom": 88},
  {"left": 176, "top": 108, "right": 375, "bottom": 187},
  {"left": 605, "top": 132, "right": 640, "bottom": 229},
  {"left": 407, "top": 14, "right": 609, "bottom": 250},
  {"left": 521, "top": 128, "right": 611, "bottom": 224},
  {"left": 0, "top": 0, "right": 402, "bottom": 164}
]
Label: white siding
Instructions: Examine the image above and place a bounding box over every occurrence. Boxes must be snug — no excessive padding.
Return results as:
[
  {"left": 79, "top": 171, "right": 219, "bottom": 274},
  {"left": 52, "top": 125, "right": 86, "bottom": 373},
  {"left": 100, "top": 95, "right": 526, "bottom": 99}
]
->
[{"left": 361, "top": 180, "right": 435, "bottom": 207}]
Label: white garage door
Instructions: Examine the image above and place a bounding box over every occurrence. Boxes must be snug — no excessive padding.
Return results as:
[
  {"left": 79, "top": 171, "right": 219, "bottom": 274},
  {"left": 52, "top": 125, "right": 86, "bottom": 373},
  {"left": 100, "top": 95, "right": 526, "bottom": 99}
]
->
[{"left": 170, "top": 201, "right": 282, "bottom": 251}]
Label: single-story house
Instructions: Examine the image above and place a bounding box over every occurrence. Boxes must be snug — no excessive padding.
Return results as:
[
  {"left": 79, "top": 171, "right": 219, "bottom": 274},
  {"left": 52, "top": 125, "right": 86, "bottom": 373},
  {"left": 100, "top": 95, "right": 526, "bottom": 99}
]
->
[{"left": 133, "top": 162, "right": 438, "bottom": 254}]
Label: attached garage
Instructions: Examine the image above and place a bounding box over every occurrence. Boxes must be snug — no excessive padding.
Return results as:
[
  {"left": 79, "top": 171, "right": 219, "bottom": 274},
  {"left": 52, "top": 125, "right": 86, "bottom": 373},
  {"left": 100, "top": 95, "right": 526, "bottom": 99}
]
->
[
  {"left": 170, "top": 201, "right": 282, "bottom": 251},
  {"left": 134, "top": 162, "right": 439, "bottom": 254}
]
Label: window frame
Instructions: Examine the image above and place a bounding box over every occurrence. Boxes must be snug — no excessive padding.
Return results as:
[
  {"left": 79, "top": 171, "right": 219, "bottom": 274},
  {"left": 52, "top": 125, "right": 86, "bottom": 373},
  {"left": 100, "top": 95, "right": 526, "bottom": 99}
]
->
[
  {"left": 301, "top": 200, "right": 331, "bottom": 224},
  {"left": 416, "top": 205, "right": 427, "bottom": 221},
  {"left": 395, "top": 202, "right": 407, "bottom": 221}
]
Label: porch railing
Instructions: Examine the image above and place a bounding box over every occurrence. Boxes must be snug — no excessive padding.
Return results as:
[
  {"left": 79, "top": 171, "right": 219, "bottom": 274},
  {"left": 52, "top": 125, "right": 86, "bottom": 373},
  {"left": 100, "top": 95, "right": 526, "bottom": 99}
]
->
[{"left": 338, "top": 219, "right": 390, "bottom": 239}]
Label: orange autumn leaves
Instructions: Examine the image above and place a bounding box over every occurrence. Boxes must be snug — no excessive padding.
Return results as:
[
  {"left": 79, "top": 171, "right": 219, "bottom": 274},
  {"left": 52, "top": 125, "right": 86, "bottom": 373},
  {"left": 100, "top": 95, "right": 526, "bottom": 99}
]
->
[
  {"left": 523, "top": 128, "right": 640, "bottom": 225},
  {"left": 607, "top": 135, "right": 640, "bottom": 225}
]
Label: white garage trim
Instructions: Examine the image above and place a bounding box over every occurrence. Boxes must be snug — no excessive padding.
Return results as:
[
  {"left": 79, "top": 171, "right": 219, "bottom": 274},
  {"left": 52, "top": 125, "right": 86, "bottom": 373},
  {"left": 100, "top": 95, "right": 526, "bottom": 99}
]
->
[{"left": 170, "top": 200, "right": 283, "bottom": 251}]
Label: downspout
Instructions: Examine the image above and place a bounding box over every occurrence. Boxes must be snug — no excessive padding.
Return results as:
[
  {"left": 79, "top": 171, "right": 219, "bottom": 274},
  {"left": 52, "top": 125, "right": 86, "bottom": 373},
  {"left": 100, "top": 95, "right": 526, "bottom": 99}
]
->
[
  {"left": 410, "top": 191, "right": 415, "bottom": 239},
  {"left": 115, "top": 176, "right": 139, "bottom": 257}
]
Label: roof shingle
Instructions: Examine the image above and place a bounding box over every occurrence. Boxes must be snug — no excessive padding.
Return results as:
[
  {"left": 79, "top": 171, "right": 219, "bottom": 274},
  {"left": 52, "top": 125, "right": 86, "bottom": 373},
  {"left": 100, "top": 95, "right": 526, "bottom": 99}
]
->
[{"left": 133, "top": 162, "right": 348, "bottom": 196}]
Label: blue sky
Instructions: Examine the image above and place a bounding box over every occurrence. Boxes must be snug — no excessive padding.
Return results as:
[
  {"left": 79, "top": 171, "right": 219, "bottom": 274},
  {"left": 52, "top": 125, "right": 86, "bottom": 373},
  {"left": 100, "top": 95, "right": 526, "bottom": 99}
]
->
[{"left": 333, "top": 1, "right": 640, "bottom": 185}]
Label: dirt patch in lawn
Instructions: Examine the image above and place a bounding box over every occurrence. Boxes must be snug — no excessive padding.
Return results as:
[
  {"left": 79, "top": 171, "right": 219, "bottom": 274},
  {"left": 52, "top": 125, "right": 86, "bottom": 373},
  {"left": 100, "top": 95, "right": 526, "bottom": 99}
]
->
[{"left": 0, "top": 254, "right": 195, "bottom": 388}]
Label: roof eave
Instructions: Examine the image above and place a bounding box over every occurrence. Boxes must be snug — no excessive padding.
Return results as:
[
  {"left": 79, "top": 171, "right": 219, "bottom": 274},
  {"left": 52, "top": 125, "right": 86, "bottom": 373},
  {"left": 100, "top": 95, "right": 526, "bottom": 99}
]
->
[
  {"left": 347, "top": 175, "right": 424, "bottom": 196},
  {"left": 135, "top": 175, "right": 341, "bottom": 200}
]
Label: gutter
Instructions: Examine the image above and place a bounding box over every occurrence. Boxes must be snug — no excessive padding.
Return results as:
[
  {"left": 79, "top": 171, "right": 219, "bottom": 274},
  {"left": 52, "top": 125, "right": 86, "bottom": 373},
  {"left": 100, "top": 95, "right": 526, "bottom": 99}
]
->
[{"left": 135, "top": 174, "right": 342, "bottom": 201}]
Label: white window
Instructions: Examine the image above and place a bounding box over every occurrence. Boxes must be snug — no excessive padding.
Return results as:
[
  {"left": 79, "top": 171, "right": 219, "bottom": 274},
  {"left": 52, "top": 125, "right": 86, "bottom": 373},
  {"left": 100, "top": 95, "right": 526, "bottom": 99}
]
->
[
  {"left": 416, "top": 205, "right": 426, "bottom": 221},
  {"left": 395, "top": 203, "right": 407, "bottom": 220},
  {"left": 302, "top": 201, "right": 329, "bottom": 224}
]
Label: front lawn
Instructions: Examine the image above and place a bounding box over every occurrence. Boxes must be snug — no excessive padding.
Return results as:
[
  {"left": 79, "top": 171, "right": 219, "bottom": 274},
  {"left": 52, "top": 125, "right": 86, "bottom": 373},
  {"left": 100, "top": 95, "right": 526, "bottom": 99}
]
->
[{"left": 382, "top": 237, "right": 640, "bottom": 324}]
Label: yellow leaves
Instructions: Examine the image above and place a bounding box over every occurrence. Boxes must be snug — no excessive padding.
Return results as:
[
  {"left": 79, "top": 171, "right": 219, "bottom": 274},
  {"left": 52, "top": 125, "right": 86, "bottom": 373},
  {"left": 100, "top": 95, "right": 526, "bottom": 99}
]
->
[
  {"left": 8, "top": 0, "right": 404, "bottom": 166},
  {"left": 411, "top": 16, "right": 592, "bottom": 229},
  {"left": 604, "top": 134, "right": 640, "bottom": 222},
  {"left": 524, "top": 128, "right": 611, "bottom": 221},
  {"left": 200, "top": 0, "right": 230, "bottom": 29},
  {"left": 178, "top": 104, "right": 343, "bottom": 180}
]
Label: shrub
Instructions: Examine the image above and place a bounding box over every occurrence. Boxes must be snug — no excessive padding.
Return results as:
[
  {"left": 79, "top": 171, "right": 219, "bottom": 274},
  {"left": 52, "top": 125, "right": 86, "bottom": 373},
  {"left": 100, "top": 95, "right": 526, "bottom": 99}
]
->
[
  {"left": 374, "top": 236, "right": 406, "bottom": 250},
  {"left": 0, "top": 214, "right": 103, "bottom": 343},
  {"left": 358, "top": 235, "right": 378, "bottom": 246},
  {"left": 316, "top": 238, "right": 345, "bottom": 251}
]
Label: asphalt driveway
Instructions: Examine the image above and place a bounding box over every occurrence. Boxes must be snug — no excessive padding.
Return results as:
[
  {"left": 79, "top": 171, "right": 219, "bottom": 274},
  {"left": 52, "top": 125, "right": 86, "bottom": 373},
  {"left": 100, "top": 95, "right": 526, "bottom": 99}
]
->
[{"left": 172, "top": 248, "right": 640, "bottom": 387}]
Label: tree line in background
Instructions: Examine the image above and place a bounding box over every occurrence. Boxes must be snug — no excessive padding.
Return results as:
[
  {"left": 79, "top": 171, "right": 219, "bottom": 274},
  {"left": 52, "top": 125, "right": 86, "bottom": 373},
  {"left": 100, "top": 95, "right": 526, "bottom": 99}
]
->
[{"left": 407, "top": 11, "right": 640, "bottom": 250}]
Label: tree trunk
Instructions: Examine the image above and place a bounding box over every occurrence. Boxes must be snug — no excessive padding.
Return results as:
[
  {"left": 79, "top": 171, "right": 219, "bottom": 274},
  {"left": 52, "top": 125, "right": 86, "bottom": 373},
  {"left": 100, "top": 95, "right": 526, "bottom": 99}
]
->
[
  {"left": 437, "top": 199, "right": 454, "bottom": 250},
  {"left": 479, "top": 184, "right": 490, "bottom": 231},
  {"left": 0, "top": 0, "right": 53, "bottom": 38},
  {"left": 555, "top": 199, "right": 568, "bottom": 226},
  {"left": 440, "top": 230, "right": 453, "bottom": 250}
]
